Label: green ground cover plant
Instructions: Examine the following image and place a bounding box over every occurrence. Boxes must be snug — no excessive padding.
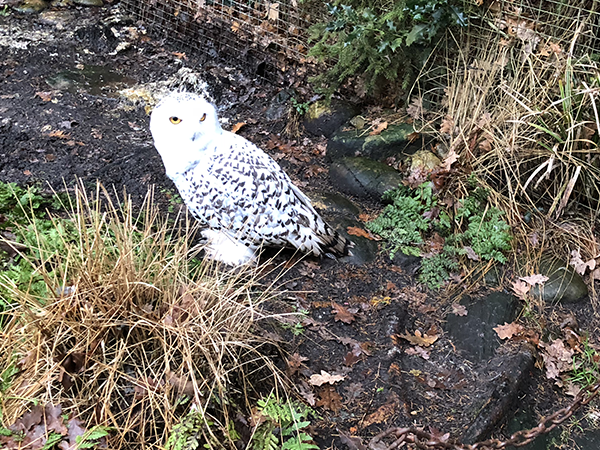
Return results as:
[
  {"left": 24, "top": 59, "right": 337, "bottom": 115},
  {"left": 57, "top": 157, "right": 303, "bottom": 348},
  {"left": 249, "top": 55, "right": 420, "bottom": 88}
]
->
[{"left": 367, "top": 180, "right": 512, "bottom": 289}]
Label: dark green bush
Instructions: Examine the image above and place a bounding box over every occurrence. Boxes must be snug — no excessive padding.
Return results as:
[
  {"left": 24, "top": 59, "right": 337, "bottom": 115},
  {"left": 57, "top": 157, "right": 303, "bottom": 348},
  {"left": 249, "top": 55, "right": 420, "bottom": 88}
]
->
[{"left": 308, "top": 0, "right": 468, "bottom": 98}]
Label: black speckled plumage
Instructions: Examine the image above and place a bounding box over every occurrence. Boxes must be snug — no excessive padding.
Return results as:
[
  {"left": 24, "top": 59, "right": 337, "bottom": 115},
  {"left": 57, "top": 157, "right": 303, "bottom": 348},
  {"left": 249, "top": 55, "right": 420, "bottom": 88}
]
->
[{"left": 150, "top": 92, "right": 352, "bottom": 264}]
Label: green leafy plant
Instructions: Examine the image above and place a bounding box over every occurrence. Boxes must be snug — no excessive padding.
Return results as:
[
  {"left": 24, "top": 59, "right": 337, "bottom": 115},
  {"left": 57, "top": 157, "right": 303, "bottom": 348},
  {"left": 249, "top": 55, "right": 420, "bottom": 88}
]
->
[
  {"left": 308, "top": 0, "right": 468, "bottom": 97},
  {"left": 251, "top": 394, "right": 317, "bottom": 450},
  {"left": 41, "top": 431, "right": 64, "bottom": 450},
  {"left": 75, "top": 426, "right": 111, "bottom": 449},
  {"left": 366, "top": 184, "right": 433, "bottom": 258},
  {"left": 367, "top": 181, "right": 511, "bottom": 289},
  {"left": 418, "top": 250, "right": 459, "bottom": 289},
  {"left": 289, "top": 98, "right": 310, "bottom": 116},
  {"left": 165, "top": 409, "right": 213, "bottom": 450}
]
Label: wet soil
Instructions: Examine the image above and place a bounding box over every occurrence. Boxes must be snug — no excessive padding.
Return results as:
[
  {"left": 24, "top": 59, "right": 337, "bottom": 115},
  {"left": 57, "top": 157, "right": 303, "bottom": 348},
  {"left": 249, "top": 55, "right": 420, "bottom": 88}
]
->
[{"left": 1, "top": 5, "right": 598, "bottom": 450}]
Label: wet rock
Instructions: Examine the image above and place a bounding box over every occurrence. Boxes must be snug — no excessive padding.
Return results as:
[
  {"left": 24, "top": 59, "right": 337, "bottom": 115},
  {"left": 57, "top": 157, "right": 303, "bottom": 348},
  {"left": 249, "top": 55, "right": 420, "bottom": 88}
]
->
[
  {"left": 303, "top": 99, "right": 359, "bottom": 138},
  {"left": 575, "top": 429, "right": 600, "bottom": 450},
  {"left": 329, "top": 157, "right": 403, "bottom": 199},
  {"left": 504, "top": 406, "right": 557, "bottom": 450},
  {"left": 39, "top": 10, "right": 76, "bottom": 28},
  {"left": 335, "top": 217, "right": 379, "bottom": 265},
  {"left": 327, "top": 123, "right": 426, "bottom": 161},
  {"left": 14, "top": 0, "right": 48, "bottom": 13},
  {"left": 307, "top": 192, "right": 378, "bottom": 265},
  {"left": 265, "top": 89, "right": 293, "bottom": 122},
  {"left": 445, "top": 292, "right": 518, "bottom": 363},
  {"left": 529, "top": 258, "right": 588, "bottom": 304},
  {"left": 73, "top": 0, "right": 103, "bottom": 5},
  {"left": 462, "top": 346, "right": 535, "bottom": 444},
  {"left": 391, "top": 251, "right": 421, "bottom": 275},
  {"left": 309, "top": 192, "right": 361, "bottom": 217}
]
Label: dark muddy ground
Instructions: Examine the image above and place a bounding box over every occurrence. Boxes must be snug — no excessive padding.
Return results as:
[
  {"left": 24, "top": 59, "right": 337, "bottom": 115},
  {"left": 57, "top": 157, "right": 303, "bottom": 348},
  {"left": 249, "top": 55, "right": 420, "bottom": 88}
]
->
[{"left": 1, "top": 4, "right": 598, "bottom": 450}]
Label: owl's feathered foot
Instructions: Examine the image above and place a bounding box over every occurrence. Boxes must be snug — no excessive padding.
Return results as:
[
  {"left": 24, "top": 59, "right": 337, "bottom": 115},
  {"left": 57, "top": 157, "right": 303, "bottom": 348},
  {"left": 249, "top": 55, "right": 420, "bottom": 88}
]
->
[{"left": 201, "top": 229, "right": 258, "bottom": 266}]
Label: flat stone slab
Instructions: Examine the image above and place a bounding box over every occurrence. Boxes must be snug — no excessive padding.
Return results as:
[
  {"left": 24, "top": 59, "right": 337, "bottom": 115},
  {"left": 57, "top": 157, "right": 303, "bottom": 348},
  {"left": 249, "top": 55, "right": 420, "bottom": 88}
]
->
[{"left": 445, "top": 292, "right": 518, "bottom": 363}]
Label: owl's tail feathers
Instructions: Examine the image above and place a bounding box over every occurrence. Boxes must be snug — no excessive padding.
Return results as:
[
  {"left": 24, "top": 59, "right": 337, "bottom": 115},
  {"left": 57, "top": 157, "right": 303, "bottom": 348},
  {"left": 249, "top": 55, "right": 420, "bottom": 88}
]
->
[{"left": 319, "top": 224, "right": 354, "bottom": 258}]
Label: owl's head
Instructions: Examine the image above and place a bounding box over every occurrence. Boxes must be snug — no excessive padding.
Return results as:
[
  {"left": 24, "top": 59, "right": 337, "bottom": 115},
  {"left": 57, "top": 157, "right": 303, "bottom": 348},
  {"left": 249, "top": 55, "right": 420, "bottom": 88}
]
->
[{"left": 150, "top": 92, "right": 222, "bottom": 178}]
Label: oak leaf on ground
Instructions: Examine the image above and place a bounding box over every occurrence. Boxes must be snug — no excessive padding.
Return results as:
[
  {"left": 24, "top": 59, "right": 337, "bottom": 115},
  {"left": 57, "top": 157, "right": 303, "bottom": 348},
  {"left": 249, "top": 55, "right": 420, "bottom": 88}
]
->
[
  {"left": 309, "top": 370, "right": 345, "bottom": 386},
  {"left": 316, "top": 385, "right": 343, "bottom": 412}
]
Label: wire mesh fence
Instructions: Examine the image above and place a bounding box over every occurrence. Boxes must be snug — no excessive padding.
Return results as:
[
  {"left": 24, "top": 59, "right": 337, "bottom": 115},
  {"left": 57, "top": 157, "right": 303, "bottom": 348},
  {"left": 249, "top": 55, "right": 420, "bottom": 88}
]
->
[
  {"left": 465, "top": 0, "right": 600, "bottom": 59},
  {"left": 121, "top": 0, "right": 325, "bottom": 81}
]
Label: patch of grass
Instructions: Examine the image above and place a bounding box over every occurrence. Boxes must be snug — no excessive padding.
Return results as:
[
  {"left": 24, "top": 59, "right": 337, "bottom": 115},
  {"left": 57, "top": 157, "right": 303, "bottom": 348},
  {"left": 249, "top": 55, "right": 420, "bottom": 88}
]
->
[
  {"left": 568, "top": 336, "right": 600, "bottom": 389},
  {"left": 0, "top": 181, "right": 287, "bottom": 450}
]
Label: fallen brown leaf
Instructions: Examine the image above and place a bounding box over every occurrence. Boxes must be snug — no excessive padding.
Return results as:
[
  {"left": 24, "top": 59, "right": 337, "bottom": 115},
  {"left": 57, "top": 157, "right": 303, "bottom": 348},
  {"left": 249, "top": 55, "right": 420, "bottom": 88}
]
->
[
  {"left": 287, "top": 352, "right": 308, "bottom": 376},
  {"left": 316, "top": 385, "right": 343, "bottom": 413},
  {"left": 439, "top": 117, "right": 454, "bottom": 135},
  {"left": 35, "top": 91, "right": 53, "bottom": 102},
  {"left": 230, "top": 122, "right": 246, "bottom": 134},
  {"left": 309, "top": 370, "right": 345, "bottom": 386},
  {"left": 369, "top": 120, "right": 388, "bottom": 136},
  {"left": 451, "top": 304, "right": 467, "bottom": 316},
  {"left": 331, "top": 302, "right": 356, "bottom": 324},
  {"left": 519, "top": 274, "right": 549, "bottom": 286},
  {"left": 396, "top": 330, "right": 439, "bottom": 347},
  {"left": 511, "top": 279, "right": 530, "bottom": 300},
  {"left": 48, "top": 130, "right": 70, "bottom": 139},
  {"left": 346, "top": 226, "right": 380, "bottom": 241},
  {"left": 494, "top": 322, "right": 524, "bottom": 340},
  {"left": 362, "top": 396, "right": 398, "bottom": 427}
]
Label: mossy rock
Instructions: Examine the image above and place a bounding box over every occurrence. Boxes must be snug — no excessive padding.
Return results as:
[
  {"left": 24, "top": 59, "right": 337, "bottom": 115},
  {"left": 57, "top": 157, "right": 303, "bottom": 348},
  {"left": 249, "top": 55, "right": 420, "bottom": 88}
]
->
[
  {"left": 327, "top": 123, "right": 426, "bottom": 162},
  {"left": 14, "top": 0, "right": 48, "bottom": 13},
  {"left": 329, "top": 157, "right": 403, "bottom": 199},
  {"left": 303, "top": 100, "right": 359, "bottom": 138}
]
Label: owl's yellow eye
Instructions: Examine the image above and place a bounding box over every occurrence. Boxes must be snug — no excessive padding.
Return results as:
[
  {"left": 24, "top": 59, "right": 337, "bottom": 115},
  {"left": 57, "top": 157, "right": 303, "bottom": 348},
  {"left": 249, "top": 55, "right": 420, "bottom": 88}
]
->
[
  {"left": 200, "top": 113, "right": 207, "bottom": 122},
  {"left": 169, "top": 116, "right": 182, "bottom": 124}
]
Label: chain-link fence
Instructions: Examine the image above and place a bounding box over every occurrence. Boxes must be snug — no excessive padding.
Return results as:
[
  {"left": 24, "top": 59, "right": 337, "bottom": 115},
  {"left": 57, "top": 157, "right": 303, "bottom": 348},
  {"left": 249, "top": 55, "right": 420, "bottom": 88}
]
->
[{"left": 121, "top": 0, "right": 325, "bottom": 81}]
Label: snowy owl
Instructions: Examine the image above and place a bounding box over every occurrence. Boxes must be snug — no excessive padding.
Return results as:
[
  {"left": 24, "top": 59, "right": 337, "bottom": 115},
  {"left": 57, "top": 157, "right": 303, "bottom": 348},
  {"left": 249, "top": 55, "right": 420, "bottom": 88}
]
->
[{"left": 150, "top": 92, "right": 352, "bottom": 266}]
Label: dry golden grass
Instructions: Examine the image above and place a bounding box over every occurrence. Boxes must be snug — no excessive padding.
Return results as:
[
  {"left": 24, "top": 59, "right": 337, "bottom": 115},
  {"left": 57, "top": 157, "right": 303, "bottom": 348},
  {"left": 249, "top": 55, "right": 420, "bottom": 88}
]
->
[
  {"left": 413, "top": 17, "right": 600, "bottom": 304},
  {"left": 0, "top": 182, "right": 290, "bottom": 449}
]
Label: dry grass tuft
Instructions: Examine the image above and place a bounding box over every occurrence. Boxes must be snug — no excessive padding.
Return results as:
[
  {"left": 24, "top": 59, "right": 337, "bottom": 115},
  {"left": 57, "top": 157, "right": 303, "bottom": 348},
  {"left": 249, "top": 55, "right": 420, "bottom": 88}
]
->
[
  {"left": 0, "top": 181, "right": 287, "bottom": 449},
  {"left": 413, "top": 16, "right": 600, "bottom": 305}
]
